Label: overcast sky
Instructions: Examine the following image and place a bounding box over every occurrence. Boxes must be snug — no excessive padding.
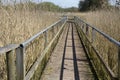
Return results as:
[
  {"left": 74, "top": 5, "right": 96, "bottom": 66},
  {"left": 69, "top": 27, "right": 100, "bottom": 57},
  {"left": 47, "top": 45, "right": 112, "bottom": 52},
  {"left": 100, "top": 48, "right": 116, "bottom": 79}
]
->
[
  {"left": 30, "top": 0, "right": 116, "bottom": 8},
  {"left": 34, "top": 0, "right": 80, "bottom": 8},
  {"left": 110, "top": 0, "right": 116, "bottom": 5}
]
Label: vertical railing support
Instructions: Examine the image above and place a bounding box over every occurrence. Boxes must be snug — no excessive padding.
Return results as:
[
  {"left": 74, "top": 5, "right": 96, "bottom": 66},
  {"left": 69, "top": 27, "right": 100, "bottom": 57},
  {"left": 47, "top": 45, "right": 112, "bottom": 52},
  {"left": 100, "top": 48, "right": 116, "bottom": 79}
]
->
[
  {"left": 16, "top": 46, "right": 25, "bottom": 80},
  {"left": 118, "top": 46, "right": 120, "bottom": 80},
  {"left": 92, "top": 28, "right": 96, "bottom": 43},
  {"left": 82, "top": 23, "right": 84, "bottom": 30},
  {"left": 57, "top": 24, "right": 59, "bottom": 31},
  {"left": 79, "top": 21, "right": 81, "bottom": 27},
  {"left": 44, "top": 31, "right": 47, "bottom": 49},
  {"left": 52, "top": 26, "right": 55, "bottom": 38},
  {"left": 107, "top": 47, "right": 114, "bottom": 70},
  {"left": 86, "top": 24, "right": 89, "bottom": 36},
  {"left": 6, "top": 50, "right": 16, "bottom": 80},
  {"left": 80, "top": 21, "right": 82, "bottom": 26}
]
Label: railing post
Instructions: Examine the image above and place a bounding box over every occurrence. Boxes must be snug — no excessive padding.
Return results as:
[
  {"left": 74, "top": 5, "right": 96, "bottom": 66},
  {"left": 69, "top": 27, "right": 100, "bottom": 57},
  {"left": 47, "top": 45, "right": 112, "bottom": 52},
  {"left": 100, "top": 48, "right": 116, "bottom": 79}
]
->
[
  {"left": 86, "top": 24, "right": 89, "bottom": 36},
  {"left": 79, "top": 21, "right": 81, "bottom": 27},
  {"left": 107, "top": 47, "right": 114, "bottom": 70},
  {"left": 82, "top": 23, "right": 84, "bottom": 30},
  {"left": 52, "top": 26, "right": 55, "bottom": 38},
  {"left": 118, "top": 46, "right": 120, "bottom": 80},
  {"left": 74, "top": 16, "right": 75, "bottom": 22},
  {"left": 6, "top": 50, "right": 16, "bottom": 80},
  {"left": 92, "top": 28, "right": 96, "bottom": 43},
  {"left": 16, "top": 46, "right": 25, "bottom": 80},
  {"left": 44, "top": 31, "right": 47, "bottom": 49},
  {"left": 56, "top": 24, "right": 58, "bottom": 31}
]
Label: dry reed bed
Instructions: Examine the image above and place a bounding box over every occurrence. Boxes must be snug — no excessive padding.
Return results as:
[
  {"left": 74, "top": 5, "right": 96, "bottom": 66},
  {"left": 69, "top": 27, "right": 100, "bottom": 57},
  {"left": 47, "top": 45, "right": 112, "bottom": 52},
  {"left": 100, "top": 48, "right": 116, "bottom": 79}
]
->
[
  {"left": 0, "top": 7, "right": 61, "bottom": 79},
  {"left": 0, "top": 9, "right": 60, "bottom": 46},
  {"left": 83, "top": 10, "right": 120, "bottom": 41},
  {"left": 77, "top": 10, "right": 120, "bottom": 75}
]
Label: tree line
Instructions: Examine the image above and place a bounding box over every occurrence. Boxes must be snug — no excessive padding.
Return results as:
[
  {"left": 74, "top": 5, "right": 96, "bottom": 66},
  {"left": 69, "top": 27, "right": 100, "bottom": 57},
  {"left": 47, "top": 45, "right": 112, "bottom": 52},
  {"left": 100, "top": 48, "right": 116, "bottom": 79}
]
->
[
  {"left": 0, "top": 1, "right": 78, "bottom": 12},
  {"left": 78, "top": 0, "right": 109, "bottom": 11},
  {"left": 79, "top": 0, "right": 120, "bottom": 11}
]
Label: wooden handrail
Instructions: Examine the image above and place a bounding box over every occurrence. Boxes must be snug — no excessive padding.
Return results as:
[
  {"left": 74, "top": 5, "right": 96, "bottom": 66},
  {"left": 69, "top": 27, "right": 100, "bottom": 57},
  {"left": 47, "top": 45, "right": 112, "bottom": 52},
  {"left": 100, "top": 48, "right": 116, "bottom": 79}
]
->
[
  {"left": 0, "top": 44, "right": 19, "bottom": 54},
  {"left": 74, "top": 16, "right": 119, "bottom": 80}
]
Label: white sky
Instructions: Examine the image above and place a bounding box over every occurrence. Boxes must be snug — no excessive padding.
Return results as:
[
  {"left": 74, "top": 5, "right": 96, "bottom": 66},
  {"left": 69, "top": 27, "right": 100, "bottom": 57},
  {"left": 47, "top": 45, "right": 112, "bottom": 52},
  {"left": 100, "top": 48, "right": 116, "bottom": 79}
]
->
[
  {"left": 34, "top": 0, "right": 80, "bottom": 8},
  {"left": 35, "top": 0, "right": 116, "bottom": 8},
  {"left": 110, "top": 0, "right": 116, "bottom": 5},
  {"left": 5, "top": 0, "right": 117, "bottom": 8}
]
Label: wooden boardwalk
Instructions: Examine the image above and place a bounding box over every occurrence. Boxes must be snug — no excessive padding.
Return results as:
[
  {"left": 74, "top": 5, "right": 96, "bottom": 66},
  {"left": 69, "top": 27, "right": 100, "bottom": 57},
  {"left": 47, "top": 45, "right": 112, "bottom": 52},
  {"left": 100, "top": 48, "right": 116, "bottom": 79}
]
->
[
  {"left": 1, "top": 16, "right": 119, "bottom": 80},
  {"left": 40, "top": 22, "right": 96, "bottom": 80}
]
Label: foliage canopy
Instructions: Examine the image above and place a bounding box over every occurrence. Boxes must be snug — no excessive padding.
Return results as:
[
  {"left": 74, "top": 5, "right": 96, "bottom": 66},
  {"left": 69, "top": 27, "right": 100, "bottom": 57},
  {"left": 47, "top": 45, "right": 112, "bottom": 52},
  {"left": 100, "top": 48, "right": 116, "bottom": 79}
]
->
[{"left": 79, "top": 0, "right": 109, "bottom": 11}]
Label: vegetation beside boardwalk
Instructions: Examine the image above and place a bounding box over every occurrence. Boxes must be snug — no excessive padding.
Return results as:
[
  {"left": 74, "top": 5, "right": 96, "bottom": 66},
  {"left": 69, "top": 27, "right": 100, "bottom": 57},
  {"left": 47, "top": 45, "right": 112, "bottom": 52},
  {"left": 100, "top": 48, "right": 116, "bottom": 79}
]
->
[
  {"left": 0, "top": 1, "right": 62, "bottom": 80},
  {"left": 0, "top": 1, "right": 79, "bottom": 47},
  {"left": 78, "top": 0, "right": 120, "bottom": 37},
  {"left": 77, "top": 9, "right": 120, "bottom": 41},
  {"left": 0, "top": 0, "right": 120, "bottom": 79},
  {"left": 0, "top": 2, "right": 60, "bottom": 47},
  {"left": 77, "top": 0, "right": 120, "bottom": 76},
  {"left": 76, "top": 9, "right": 120, "bottom": 76}
]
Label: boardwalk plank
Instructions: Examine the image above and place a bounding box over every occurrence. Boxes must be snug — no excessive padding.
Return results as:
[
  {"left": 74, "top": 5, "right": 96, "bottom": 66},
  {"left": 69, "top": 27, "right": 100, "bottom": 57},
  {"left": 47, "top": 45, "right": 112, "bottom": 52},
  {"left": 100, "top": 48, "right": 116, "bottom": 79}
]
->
[{"left": 40, "top": 22, "right": 96, "bottom": 80}]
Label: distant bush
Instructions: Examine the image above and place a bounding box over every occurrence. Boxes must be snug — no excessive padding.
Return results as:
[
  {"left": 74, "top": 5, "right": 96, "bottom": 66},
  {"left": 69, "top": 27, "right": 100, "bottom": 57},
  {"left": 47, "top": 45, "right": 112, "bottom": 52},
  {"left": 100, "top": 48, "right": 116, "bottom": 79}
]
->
[
  {"left": 36, "top": 2, "right": 63, "bottom": 12},
  {"left": 78, "top": 0, "right": 109, "bottom": 11},
  {"left": 64, "top": 7, "right": 78, "bottom": 12}
]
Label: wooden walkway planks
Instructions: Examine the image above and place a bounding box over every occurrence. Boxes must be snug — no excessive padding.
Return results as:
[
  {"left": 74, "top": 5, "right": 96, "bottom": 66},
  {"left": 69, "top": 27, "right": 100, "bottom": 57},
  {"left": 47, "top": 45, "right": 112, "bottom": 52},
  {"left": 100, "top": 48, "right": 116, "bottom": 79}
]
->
[
  {"left": 40, "top": 22, "right": 96, "bottom": 80},
  {"left": 40, "top": 23, "right": 69, "bottom": 80}
]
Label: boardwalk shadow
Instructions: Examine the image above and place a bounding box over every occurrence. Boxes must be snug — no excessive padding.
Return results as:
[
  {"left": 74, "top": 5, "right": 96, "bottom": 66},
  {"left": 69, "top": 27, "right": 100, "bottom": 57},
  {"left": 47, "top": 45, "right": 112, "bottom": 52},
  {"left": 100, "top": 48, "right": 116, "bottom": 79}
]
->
[{"left": 59, "top": 23, "right": 80, "bottom": 80}]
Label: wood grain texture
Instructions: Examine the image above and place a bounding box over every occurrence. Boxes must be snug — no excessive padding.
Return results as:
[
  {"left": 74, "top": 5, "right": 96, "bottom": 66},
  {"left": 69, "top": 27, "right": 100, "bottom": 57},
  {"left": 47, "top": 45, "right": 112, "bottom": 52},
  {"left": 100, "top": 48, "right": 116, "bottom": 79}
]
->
[{"left": 40, "top": 22, "right": 95, "bottom": 80}]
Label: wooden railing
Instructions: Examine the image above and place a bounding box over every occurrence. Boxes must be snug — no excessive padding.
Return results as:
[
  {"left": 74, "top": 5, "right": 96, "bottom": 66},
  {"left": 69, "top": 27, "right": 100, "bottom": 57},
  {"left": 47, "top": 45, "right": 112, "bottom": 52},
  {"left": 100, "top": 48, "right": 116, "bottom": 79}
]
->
[
  {"left": 0, "top": 16, "right": 67, "bottom": 80},
  {"left": 1, "top": 16, "right": 119, "bottom": 80},
  {"left": 74, "top": 16, "right": 120, "bottom": 80}
]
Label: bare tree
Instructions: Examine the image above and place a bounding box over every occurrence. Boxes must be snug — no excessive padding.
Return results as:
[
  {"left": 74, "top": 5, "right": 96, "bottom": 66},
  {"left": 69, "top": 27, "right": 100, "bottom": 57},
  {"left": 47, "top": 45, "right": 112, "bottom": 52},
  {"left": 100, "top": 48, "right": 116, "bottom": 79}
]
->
[
  {"left": 116, "top": 0, "right": 120, "bottom": 8},
  {"left": 0, "top": 0, "right": 2, "bottom": 6},
  {"left": 116, "top": 0, "right": 120, "bottom": 4}
]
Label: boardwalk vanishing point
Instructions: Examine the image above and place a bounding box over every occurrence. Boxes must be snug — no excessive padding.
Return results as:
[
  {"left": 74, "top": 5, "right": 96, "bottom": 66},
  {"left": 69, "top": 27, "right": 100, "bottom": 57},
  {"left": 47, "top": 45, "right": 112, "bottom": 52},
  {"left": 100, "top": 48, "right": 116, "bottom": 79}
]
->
[
  {"left": 41, "top": 20, "right": 97, "bottom": 80},
  {"left": 0, "top": 16, "right": 120, "bottom": 80}
]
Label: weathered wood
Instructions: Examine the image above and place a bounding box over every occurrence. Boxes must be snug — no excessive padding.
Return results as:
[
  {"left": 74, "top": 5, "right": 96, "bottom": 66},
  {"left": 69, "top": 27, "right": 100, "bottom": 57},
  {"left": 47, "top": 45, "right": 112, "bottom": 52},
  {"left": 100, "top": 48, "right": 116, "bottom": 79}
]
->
[
  {"left": 6, "top": 50, "right": 16, "bottom": 80},
  {"left": 86, "top": 24, "right": 89, "bottom": 36},
  {"left": 118, "top": 46, "right": 120, "bottom": 80},
  {"left": 16, "top": 46, "right": 25, "bottom": 80},
  {"left": 92, "top": 47, "right": 117, "bottom": 79},
  {"left": 92, "top": 28, "right": 96, "bottom": 43},
  {"left": 44, "top": 31, "right": 48, "bottom": 49},
  {"left": 0, "top": 17, "right": 67, "bottom": 80},
  {"left": 108, "top": 47, "right": 114, "bottom": 70},
  {"left": 74, "top": 16, "right": 120, "bottom": 46},
  {"left": 82, "top": 23, "right": 84, "bottom": 30},
  {"left": 25, "top": 21, "right": 66, "bottom": 80},
  {"left": 57, "top": 24, "right": 59, "bottom": 31},
  {"left": 21, "top": 17, "right": 67, "bottom": 47},
  {"left": 75, "top": 22, "right": 118, "bottom": 80},
  {"left": 52, "top": 26, "right": 55, "bottom": 38},
  {"left": 0, "top": 44, "right": 19, "bottom": 54},
  {"left": 41, "top": 22, "right": 96, "bottom": 80}
]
